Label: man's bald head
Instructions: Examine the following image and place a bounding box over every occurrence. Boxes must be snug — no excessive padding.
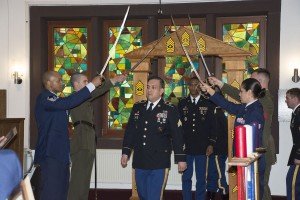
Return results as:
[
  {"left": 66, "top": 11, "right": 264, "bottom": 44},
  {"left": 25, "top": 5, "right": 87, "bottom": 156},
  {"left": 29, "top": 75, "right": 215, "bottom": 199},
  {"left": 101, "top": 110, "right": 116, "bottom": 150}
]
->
[
  {"left": 42, "top": 71, "right": 63, "bottom": 93},
  {"left": 42, "top": 71, "right": 59, "bottom": 87}
]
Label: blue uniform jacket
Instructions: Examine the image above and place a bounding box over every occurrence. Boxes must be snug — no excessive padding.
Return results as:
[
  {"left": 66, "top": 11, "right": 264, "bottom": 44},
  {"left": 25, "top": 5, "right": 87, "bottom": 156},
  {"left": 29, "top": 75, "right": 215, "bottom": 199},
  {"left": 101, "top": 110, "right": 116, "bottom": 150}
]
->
[
  {"left": 34, "top": 88, "right": 91, "bottom": 165},
  {"left": 210, "top": 93, "right": 264, "bottom": 147}
]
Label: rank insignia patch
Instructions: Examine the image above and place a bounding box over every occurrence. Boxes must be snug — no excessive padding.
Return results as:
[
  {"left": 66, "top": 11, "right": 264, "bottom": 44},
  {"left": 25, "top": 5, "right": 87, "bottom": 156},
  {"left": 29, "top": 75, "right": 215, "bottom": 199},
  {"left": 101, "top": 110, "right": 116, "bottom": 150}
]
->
[{"left": 135, "top": 81, "right": 144, "bottom": 96}]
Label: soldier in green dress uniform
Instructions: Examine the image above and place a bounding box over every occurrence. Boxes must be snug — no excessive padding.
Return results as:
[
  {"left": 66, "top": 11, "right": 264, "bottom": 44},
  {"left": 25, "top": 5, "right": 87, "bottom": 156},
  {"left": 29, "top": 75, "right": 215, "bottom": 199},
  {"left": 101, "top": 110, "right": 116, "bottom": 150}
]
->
[{"left": 68, "top": 73, "right": 126, "bottom": 200}]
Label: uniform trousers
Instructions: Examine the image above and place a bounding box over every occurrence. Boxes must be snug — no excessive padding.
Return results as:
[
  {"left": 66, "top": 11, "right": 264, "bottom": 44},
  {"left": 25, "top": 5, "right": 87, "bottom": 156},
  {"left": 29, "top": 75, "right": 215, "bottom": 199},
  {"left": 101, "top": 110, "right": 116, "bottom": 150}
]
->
[
  {"left": 135, "top": 168, "right": 169, "bottom": 200},
  {"left": 258, "top": 155, "right": 266, "bottom": 200},
  {"left": 286, "top": 165, "right": 300, "bottom": 200},
  {"left": 40, "top": 157, "right": 70, "bottom": 200},
  {"left": 68, "top": 149, "right": 94, "bottom": 200},
  {"left": 262, "top": 156, "right": 272, "bottom": 200},
  {"left": 182, "top": 155, "right": 207, "bottom": 200},
  {"left": 206, "top": 155, "right": 228, "bottom": 194}
]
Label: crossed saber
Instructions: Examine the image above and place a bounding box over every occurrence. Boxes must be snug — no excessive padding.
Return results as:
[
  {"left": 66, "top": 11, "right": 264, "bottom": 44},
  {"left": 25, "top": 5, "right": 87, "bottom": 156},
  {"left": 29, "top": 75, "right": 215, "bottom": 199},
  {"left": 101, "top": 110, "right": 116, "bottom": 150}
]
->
[{"left": 95, "top": 8, "right": 213, "bottom": 197}]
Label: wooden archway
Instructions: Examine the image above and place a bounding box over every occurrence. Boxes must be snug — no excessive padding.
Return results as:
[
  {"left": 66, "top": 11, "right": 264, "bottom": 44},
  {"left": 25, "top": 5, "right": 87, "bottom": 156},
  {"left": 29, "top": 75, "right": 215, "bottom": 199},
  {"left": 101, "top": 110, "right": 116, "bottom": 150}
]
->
[{"left": 123, "top": 26, "right": 251, "bottom": 200}]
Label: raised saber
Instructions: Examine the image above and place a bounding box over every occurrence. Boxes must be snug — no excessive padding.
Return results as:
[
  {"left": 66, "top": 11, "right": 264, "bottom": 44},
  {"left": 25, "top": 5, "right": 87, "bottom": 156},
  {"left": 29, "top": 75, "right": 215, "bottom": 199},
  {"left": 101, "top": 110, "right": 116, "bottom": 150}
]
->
[
  {"left": 170, "top": 15, "right": 202, "bottom": 81},
  {"left": 128, "top": 26, "right": 171, "bottom": 73},
  {"left": 99, "top": 6, "right": 130, "bottom": 76},
  {"left": 188, "top": 14, "right": 212, "bottom": 76}
]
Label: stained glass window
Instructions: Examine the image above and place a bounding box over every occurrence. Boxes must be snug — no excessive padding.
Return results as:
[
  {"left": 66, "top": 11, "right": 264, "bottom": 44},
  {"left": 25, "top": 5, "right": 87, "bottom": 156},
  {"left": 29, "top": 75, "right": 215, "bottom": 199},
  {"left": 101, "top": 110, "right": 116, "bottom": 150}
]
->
[
  {"left": 108, "top": 27, "right": 142, "bottom": 129},
  {"left": 52, "top": 27, "right": 88, "bottom": 96},
  {"left": 222, "top": 23, "right": 260, "bottom": 79},
  {"left": 164, "top": 25, "right": 200, "bottom": 105}
]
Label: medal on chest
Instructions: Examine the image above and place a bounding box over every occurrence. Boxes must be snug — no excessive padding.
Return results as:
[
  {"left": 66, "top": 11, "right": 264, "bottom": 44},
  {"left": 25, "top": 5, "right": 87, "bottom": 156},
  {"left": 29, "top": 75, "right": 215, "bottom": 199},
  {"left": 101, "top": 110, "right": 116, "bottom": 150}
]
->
[{"left": 157, "top": 110, "right": 168, "bottom": 124}]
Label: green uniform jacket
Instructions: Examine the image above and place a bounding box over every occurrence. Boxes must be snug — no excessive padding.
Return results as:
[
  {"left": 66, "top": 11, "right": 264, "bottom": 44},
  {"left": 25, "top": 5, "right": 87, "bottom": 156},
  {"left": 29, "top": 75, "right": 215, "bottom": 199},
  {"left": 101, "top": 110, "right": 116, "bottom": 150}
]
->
[
  {"left": 222, "top": 83, "right": 277, "bottom": 164},
  {"left": 70, "top": 80, "right": 113, "bottom": 155}
]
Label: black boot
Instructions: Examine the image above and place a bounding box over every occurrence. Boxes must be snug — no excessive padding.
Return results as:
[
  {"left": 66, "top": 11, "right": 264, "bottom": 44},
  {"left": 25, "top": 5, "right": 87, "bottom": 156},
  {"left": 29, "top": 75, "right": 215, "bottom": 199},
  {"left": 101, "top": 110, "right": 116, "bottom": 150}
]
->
[
  {"left": 206, "top": 191, "right": 212, "bottom": 200},
  {"left": 205, "top": 191, "right": 216, "bottom": 200},
  {"left": 221, "top": 193, "right": 229, "bottom": 200}
]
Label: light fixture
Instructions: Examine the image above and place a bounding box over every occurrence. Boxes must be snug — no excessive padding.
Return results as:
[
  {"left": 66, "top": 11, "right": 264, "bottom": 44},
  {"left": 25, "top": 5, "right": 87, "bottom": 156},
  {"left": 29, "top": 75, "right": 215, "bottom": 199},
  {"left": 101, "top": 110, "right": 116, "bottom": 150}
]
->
[
  {"left": 292, "top": 68, "right": 300, "bottom": 83},
  {"left": 157, "top": 0, "right": 163, "bottom": 15},
  {"left": 13, "top": 71, "right": 22, "bottom": 84}
]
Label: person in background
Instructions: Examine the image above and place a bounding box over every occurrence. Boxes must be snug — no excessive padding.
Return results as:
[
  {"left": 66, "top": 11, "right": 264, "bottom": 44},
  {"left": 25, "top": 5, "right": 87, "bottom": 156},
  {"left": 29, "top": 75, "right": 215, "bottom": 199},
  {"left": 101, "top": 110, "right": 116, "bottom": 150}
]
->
[
  {"left": 206, "top": 89, "right": 229, "bottom": 200},
  {"left": 208, "top": 68, "right": 276, "bottom": 200},
  {"left": 285, "top": 88, "right": 300, "bottom": 200},
  {"left": 200, "top": 78, "right": 266, "bottom": 200},
  {"left": 177, "top": 77, "right": 216, "bottom": 200},
  {"left": 68, "top": 73, "right": 126, "bottom": 200}
]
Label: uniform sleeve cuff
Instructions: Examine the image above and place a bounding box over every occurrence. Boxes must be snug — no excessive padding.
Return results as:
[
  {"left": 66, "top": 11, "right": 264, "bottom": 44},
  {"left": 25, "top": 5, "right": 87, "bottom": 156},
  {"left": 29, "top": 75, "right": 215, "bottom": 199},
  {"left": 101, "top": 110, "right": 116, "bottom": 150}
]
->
[
  {"left": 209, "top": 139, "right": 216, "bottom": 146},
  {"left": 174, "top": 154, "right": 186, "bottom": 163},
  {"left": 122, "top": 147, "right": 131, "bottom": 157},
  {"left": 86, "top": 82, "right": 96, "bottom": 92}
]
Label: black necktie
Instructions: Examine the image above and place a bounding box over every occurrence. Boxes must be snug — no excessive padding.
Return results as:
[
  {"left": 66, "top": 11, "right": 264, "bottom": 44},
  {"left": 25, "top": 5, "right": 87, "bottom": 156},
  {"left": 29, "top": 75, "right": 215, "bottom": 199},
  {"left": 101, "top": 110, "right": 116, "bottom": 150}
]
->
[
  {"left": 193, "top": 98, "right": 196, "bottom": 105},
  {"left": 148, "top": 103, "right": 154, "bottom": 111}
]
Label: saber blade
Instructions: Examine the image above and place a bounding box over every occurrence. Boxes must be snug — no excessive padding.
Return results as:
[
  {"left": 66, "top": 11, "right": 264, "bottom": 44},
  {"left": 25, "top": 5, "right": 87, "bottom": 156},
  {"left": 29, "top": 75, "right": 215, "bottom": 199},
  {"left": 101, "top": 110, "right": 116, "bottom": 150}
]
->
[
  {"left": 170, "top": 15, "right": 202, "bottom": 81},
  {"left": 188, "top": 15, "right": 211, "bottom": 76},
  {"left": 99, "top": 5, "right": 131, "bottom": 76}
]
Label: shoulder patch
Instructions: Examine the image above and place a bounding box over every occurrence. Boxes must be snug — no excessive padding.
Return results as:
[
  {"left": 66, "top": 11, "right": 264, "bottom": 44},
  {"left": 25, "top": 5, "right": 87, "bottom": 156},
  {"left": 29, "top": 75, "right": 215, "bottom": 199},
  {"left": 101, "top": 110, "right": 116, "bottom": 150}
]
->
[{"left": 47, "top": 96, "right": 58, "bottom": 102}]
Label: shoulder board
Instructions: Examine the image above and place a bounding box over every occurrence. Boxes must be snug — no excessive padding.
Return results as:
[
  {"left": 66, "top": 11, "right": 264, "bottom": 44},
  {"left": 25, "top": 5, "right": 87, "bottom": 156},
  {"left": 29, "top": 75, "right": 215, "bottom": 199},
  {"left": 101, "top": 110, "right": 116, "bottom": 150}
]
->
[
  {"left": 296, "top": 106, "right": 300, "bottom": 114},
  {"left": 164, "top": 101, "right": 175, "bottom": 107},
  {"left": 136, "top": 100, "right": 147, "bottom": 104},
  {"left": 47, "top": 96, "right": 58, "bottom": 102}
]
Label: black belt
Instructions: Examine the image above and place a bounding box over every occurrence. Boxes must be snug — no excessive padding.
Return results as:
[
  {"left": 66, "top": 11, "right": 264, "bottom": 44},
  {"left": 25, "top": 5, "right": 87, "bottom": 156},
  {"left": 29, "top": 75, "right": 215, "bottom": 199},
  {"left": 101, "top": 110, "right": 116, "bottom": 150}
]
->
[{"left": 73, "top": 120, "right": 95, "bottom": 129}]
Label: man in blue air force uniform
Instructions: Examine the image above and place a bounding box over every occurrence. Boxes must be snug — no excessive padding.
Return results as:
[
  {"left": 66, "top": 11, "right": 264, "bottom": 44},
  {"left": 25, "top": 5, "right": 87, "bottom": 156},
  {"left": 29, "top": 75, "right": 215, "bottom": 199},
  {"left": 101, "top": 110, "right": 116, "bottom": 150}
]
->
[
  {"left": 121, "top": 76, "right": 187, "bottom": 200},
  {"left": 285, "top": 88, "right": 300, "bottom": 200},
  {"left": 34, "top": 71, "right": 102, "bottom": 200}
]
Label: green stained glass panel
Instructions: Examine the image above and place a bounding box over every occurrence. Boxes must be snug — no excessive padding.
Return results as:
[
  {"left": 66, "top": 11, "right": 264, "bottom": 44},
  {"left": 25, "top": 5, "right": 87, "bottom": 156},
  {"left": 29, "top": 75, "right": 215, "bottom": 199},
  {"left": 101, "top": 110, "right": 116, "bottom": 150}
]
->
[
  {"left": 108, "top": 27, "right": 142, "bottom": 129},
  {"left": 222, "top": 22, "right": 260, "bottom": 81},
  {"left": 53, "top": 27, "right": 88, "bottom": 97},
  {"left": 164, "top": 25, "right": 200, "bottom": 105}
]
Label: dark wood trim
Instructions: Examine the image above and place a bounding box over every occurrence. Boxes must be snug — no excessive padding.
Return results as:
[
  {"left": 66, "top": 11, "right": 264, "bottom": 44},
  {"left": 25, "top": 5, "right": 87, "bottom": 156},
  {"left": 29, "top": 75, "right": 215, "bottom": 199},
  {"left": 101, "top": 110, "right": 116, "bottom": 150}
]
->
[
  {"left": 266, "top": 11, "right": 281, "bottom": 153},
  {"left": 0, "top": 90, "right": 6, "bottom": 118},
  {"left": 30, "top": 0, "right": 281, "bottom": 150},
  {"left": 88, "top": 189, "right": 286, "bottom": 200}
]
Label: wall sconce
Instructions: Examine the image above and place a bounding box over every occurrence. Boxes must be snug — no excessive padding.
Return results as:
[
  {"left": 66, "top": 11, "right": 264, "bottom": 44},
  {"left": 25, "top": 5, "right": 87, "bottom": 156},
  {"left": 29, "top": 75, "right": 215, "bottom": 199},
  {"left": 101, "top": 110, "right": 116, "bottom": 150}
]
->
[
  {"left": 292, "top": 68, "right": 300, "bottom": 83},
  {"left": 13, "top": 71, "right": 22, "bottom": 84}
]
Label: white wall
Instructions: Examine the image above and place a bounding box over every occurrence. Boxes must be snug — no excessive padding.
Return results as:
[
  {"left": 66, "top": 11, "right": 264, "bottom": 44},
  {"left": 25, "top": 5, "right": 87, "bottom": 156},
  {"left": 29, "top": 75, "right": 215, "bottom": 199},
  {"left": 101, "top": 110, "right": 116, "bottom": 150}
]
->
[
  {"left": 269, "top": 0, "right": 300, "bottom": 195},
  {"left": 1, "top": 0, "right": 299, "bottom": 196}
]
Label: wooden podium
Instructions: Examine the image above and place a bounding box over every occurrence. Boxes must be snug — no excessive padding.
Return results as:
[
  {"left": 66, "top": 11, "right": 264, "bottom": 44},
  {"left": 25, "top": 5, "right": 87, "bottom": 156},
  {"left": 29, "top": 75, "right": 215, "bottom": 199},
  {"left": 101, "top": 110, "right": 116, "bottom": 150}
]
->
[{"left": 0, "top": 90, "right": 25, "bottom": 165}]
